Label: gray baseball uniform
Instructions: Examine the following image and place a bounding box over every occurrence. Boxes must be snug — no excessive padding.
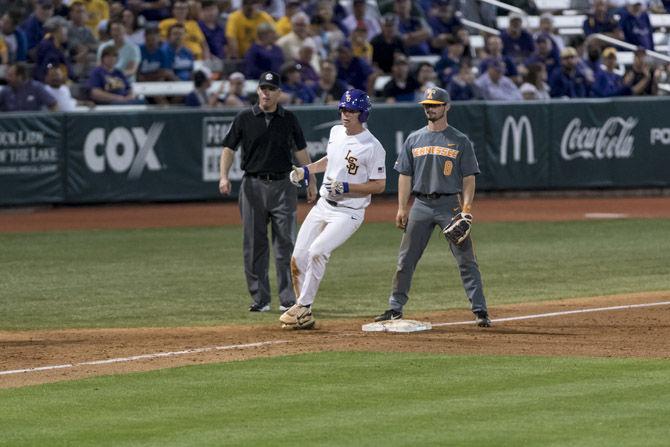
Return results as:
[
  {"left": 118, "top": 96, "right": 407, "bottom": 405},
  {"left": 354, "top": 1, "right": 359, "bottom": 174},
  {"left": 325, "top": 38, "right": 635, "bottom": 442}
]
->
[{"left": 388, "top": 125, "right": 488, "bottom": 314}]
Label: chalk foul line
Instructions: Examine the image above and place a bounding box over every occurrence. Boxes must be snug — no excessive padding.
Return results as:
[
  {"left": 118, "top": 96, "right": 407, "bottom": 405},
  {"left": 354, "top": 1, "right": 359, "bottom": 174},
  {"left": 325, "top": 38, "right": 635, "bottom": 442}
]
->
[
  {"left": 432, "top": 300, "right": 670, "bottom": 327},
  {"left": 3, "top": 301, "right": 670, "bottom": 376},
  {"left": 0, "top": 340, "right": 289, "bottom": 376}
]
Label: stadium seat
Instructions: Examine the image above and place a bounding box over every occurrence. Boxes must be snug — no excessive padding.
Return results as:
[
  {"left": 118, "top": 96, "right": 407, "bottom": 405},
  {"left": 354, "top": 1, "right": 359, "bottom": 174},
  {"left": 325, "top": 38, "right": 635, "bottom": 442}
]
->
[
  {"left": 650, "top": 14, "right": 670, "bottom": 28},
  {"left": 496, "top": 14, "right": 586, "bottom": 31},
  {"left": 534, "top": 0, "right": 572, "bottom": 11}
]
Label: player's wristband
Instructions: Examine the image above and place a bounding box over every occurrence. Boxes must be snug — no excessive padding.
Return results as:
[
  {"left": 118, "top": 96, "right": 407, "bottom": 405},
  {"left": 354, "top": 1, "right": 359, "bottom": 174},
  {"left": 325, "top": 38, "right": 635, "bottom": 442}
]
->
[
  {"left": 302, "top": 166, "right": 310, "bottom": 186},
  {"left": 342, "top": 182, "right": 349, "bottom": 193}
]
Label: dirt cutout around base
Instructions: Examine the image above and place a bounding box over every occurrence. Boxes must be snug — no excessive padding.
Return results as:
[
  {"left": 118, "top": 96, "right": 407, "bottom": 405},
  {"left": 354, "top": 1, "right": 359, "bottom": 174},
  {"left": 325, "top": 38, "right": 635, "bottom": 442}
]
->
[{"left": 2, "top": 292, "right": 669, "bottom": 389}]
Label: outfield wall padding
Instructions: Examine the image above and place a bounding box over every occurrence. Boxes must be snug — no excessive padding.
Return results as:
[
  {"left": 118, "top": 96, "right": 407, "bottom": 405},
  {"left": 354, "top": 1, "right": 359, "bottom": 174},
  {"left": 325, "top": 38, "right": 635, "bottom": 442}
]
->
[{"left": 2, "top": 97, "right": 670, "bottom": 206}]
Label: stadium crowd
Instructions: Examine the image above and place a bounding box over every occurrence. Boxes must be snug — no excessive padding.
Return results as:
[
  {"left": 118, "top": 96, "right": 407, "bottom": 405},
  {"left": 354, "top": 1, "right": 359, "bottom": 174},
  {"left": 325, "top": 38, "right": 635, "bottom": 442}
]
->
[{"left": 1, "top": 0, "right": 670, "bottom": 111}]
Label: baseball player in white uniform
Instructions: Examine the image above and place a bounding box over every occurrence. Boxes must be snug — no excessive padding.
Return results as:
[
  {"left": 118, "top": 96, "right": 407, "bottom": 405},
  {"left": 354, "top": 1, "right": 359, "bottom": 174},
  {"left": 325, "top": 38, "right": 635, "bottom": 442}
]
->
[{"left": 279, "top": 89, "right": 387, "bottom": 329}]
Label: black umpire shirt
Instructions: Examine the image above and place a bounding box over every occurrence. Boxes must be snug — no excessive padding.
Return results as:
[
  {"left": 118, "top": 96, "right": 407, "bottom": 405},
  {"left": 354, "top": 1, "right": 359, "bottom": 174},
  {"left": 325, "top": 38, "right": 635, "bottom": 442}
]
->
[{"left": 222, "top": 104, "right": 307, "bottom": 175}]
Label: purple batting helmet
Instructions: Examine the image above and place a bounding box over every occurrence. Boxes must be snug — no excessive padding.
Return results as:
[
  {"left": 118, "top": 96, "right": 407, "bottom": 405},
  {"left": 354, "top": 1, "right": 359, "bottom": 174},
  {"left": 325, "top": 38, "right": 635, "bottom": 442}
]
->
[{"left": 338, "top": 89, "right": 372, "bottom": 123}]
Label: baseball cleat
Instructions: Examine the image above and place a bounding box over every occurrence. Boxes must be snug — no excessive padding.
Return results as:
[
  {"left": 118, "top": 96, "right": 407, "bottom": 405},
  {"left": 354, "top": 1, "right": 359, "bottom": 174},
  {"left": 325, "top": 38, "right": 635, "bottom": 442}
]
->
[
  {"left": 278, "top": 303, "right": 295, "bottom": 312},
  {"left": 374, "top": 309, "right": 403, "bottom": 322},
  {"left": 474, "top": 311, "right": 491, "bottom": 327},
  {"left": 280, "top": 304, "right": 315, "bottom": 329},
  {"left": 249, "top": 303, "right": 270, "bottom": 312},
  {"left": 281, "top": 319, "right": 316, "bottom": 330}
]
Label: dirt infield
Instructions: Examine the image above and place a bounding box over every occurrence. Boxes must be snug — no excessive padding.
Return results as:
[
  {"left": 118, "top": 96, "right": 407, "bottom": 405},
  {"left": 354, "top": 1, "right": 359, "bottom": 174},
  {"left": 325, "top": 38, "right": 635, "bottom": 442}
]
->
[
  {"left": 2, "top": 293, "right": 669, "bottom": 389},
  {"left": 1, "top": 195, "right": 670, "bottom": 389},
  {"left": 2, "top": 195, "right": 670, "bottom": 232}
]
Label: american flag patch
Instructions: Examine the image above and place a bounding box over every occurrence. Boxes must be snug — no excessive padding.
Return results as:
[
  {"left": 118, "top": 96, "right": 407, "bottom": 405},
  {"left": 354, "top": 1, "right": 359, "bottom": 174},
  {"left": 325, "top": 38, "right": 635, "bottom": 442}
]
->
[{"left": 378, "top": 167, "right": 384, "bottom": 173}]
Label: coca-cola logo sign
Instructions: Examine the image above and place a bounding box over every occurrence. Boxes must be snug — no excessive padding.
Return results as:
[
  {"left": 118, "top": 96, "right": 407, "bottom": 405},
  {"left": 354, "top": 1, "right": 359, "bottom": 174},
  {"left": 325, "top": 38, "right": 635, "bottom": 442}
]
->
[{"left": 560, "top": 117, "right": 638, "bottom": 161}]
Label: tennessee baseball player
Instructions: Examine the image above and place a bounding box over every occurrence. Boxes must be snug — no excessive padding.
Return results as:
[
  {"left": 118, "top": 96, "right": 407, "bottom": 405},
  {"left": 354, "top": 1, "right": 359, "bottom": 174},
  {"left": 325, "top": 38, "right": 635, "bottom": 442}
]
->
[
  {"left": 374, "top": 86, "right": 491, "bottom": 327},
  {"left": 279, "top": 89, "right": 387, "bottom": 329}
]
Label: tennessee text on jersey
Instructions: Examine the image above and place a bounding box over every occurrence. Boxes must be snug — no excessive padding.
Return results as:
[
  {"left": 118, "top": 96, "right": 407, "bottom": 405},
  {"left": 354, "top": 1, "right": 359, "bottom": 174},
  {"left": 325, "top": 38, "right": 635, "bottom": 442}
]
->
[{"left": 411, "top": 145, "right": 459, "bottom": 158}]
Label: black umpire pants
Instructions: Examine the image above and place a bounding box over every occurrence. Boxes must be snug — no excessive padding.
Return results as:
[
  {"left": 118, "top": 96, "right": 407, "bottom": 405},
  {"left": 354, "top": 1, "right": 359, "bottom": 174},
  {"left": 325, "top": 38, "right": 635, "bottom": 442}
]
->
[{"left": 239, "top": 176, "right": 297, "bottom": 307}]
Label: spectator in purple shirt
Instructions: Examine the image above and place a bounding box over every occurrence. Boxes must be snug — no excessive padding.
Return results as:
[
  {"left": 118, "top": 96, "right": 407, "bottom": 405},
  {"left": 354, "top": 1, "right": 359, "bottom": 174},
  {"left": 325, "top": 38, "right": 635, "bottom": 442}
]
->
[
  {"left": 244, "top": 22, "right": 284, "bottom": 80},
  {"left": 435, "top": 35, "right": 464, "bottom": 86},
  {"left": 313, "top": 59, "right": 348, "bottom": 104},
  {"left": 0, "top": 62, "right": 57, "bottom": 111},
  {"left": 394, "top": 0, "right": 432, "bottom": 55},
  {"left": 619, "top": 0, "right": 655, "bottom": 50},
  {"left": 2, "top": 10, "right": 28, "bottom": 62},
  {"left": 305, "top": 0, "right": 348, "bottom": 34},
  {"left": 280, "top": 62, "right": 316, "bottom": 104},
  {"left": 479, "top": 35, "right": 520, "bottom": 85},
  {"left": 20, "top": 0, "right": 54, "bottom": 59},
  {"left": 535, "top": 13, "right": 564, "bottom": 50},
  {"left": 474, "top": 58, "right": 522, "bottom": 101},
  {"left": 138, "top": 26, "right": 172, "bottom": 81},
  {"left": 219, "top": 71, "right": 250, "bottom": 107},
  {"left": 625, "top": 47, "right": 660, "bottom": 95},
  {"left": 163, "top": 23, "right": 194, "bottom": 81},
  {"left": 198, "top": 0, "right": 226, "bottom": 60},
  {"left": 591, "top": 47, "right": 633, "bottom": 97},
  {"left": 548, "top": 46, "right": 591, "bottom": 98},
  {"left": 294, "top": 41, "right": 319, "bottom": 87},
  {"left": 87, "top": 45, "right": 139, "bottom": 105},
  {"left": 34, "top": 16, "right": 72, "bottom": 82},
  {"left": 184, "top": 70, "right": 217, "bottom": 107},
  {"left": 524, "top": 34, "right": 560, "bottom": 77},
  {"left": 447, "top": 61, "right": 477, "bottom": 101},
  {"left": 335, "top": 40, "right": 374, "bottom": 93},
  {"left": 500, "top": 13, "right": 535, "bottom": 65},
  {"left": 583, "top": 0, "right": 623, "bottom": 39},
  {"left": 427, "top": 0, "right": 462, "bottom": 54}
]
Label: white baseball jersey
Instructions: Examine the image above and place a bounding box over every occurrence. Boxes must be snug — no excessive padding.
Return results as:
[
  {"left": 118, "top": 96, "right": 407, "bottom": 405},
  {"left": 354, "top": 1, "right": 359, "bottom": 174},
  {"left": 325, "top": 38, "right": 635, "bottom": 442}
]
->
[
  {"left": 291, "top": 125, "right": 386, "bottom": 308},
  {"left": 319, "top": 125, "right": 387, "bottom": 209}
]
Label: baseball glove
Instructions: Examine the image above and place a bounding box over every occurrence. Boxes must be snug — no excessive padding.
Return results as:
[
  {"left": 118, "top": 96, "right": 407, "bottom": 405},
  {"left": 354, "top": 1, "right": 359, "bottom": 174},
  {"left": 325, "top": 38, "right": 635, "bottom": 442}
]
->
[{"left": 443, "top": 212, "right": 473, "bottom": 245}]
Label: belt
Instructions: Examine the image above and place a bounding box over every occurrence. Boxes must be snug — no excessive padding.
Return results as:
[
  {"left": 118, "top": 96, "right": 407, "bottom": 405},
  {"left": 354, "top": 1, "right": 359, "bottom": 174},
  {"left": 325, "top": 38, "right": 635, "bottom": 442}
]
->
[
  {"left": 414, "top": 192, "right": 455, "bottom": 199},
  {"left": 325, "top": 199, "right": 357, "bottom": 210},
  {"left": 246, "top": 172, "right": 288, "bottom": 181}
]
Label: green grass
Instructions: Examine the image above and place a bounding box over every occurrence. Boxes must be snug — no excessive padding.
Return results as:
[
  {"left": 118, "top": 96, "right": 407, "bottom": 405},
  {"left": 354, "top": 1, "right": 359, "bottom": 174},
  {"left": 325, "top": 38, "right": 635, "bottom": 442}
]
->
[
  {"left": 1, "top": 219, "right": 669, "bottom": 330},
  {"left": 1, "top": 352, "right": 669, "bottom": 446}
]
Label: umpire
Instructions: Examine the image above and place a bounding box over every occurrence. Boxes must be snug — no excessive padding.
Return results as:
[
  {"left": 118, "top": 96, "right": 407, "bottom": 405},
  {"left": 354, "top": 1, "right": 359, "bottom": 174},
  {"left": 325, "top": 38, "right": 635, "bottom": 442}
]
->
[
  {"left": 374, "top": 87, "right": 491, "bottom": 327},
  {"left": 219, "top": 71, "right": 317, "bottom": 312}
]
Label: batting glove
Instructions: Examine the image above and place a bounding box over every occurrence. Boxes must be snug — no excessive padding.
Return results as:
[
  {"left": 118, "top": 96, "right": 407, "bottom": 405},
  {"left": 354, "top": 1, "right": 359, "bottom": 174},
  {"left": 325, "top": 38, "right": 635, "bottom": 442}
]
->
[
  {"left": 323, "top": 176, "right": 349, "bottom": 198},
  {"left": 289, "top": 165, "right": 310, "bottom": 187}
]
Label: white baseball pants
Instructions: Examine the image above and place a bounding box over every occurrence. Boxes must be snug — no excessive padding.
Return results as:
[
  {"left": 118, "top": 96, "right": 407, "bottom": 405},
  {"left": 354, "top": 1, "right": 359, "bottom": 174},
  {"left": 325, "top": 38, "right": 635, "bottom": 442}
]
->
[{"left": 292, "top": 198, "right": 364, "bottom": 306}]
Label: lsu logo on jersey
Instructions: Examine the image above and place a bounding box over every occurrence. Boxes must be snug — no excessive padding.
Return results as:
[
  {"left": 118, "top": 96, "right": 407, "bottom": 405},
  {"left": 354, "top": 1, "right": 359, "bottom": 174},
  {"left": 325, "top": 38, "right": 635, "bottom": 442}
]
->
[{"left": 345, "top": 149, "right": 359, "bottom": 175}]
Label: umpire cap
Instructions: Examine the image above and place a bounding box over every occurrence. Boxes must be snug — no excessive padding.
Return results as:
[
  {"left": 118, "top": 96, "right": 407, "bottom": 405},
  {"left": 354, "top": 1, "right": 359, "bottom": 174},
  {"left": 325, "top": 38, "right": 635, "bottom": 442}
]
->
[
  {"left": 258, "top": 71, "right": 280, "bottom": 88},
  {"left": 419, "top": 87, "right": 450, "bottom": 105}
]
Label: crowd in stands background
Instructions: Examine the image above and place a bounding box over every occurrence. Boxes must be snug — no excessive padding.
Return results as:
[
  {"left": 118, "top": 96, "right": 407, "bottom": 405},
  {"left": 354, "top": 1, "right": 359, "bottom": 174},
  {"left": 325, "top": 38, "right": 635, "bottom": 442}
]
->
[{"left": 1, "top": 0, "right": 670, "bottom": 112}]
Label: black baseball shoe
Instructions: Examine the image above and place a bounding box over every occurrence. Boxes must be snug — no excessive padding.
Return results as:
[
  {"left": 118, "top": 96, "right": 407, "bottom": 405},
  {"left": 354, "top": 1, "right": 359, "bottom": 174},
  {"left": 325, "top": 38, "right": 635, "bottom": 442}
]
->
[
  {"left": 474, "top": 311, "right": 491, "bottom": 327},
  {"left": 374, "top": 309, "right": 403, "bottom": 322},
  {"left": 249, "top": 303, "right": 270, "bottom": 312}
]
